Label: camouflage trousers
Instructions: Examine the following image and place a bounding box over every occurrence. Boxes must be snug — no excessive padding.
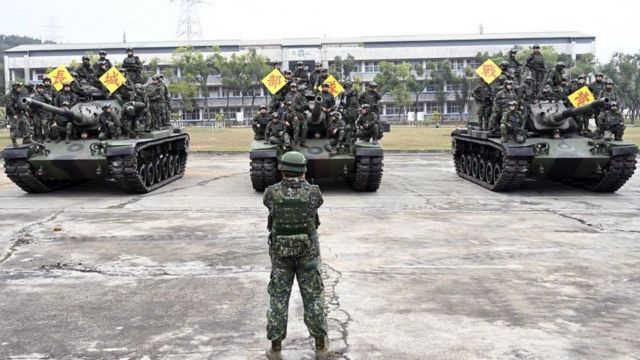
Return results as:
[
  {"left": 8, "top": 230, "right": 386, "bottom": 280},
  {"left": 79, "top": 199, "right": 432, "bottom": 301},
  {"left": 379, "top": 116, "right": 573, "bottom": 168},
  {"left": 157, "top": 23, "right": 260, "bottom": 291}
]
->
[
  {"left": 149, "top": 103, "right": 165, "bottom": 130},
  {"left": 292, "top": 117, "right": 308, "bottom": 146},
  {"left": 9, "top": 114, "right": 31, "bottom": 141},
  {"left": 357, "top": 124, "right": 380, "bottom": 142},
  {"left": 267, "top": 238, "right": 327, "bottom": 341},
  {"left": 268, "top": 133, "right": 290, "bottom": 145},
  {"left": 33, "top": 112, "right": 51, "bottom": 141}
]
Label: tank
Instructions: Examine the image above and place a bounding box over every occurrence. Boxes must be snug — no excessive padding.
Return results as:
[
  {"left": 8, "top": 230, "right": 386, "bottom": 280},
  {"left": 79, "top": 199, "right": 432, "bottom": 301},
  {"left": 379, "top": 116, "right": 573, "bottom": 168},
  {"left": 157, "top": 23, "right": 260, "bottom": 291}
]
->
[
  {"left": 249, "top": 97, "right": 388, "bottom": 192},
  {"left": 451, "top": 99, "right": 638, "bottom": 192},
  {"left": 1, "top": 97, "right": 189, "bottom": 193}
]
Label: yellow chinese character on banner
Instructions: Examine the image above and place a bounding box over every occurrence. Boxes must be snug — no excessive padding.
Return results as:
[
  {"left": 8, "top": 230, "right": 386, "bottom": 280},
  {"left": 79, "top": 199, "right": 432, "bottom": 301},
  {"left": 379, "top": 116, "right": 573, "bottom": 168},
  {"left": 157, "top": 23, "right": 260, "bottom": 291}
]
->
[
  {"left": 47, "top": 66, "right": 74, "bottom": 91},
  {"left": 99, "top": 67, "right": 127, "bottom": 94},
  {"left": 568, "top": 86, "right": 595, "bottom": 108},
  {"left": 316, "top": 75, "right": 344, "bottom": 97},
  {"left": 261, "top": 68, "right": 286, "bottom": 95},
  {"left": 475, "top": 59, "right": 502, "bottom": 84}
]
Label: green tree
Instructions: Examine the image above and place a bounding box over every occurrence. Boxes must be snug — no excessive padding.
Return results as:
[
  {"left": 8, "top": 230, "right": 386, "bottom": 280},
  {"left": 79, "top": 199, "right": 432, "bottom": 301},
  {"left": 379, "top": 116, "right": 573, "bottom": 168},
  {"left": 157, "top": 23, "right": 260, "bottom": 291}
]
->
[
  {"left": 406, "top": 66, "right": 426, "bottom": 118},
  {"left": 170, "top": 46, "right": 213, "bottom": 114},
  {"left": 427, "top": 60, "right": 454, "bottom": 113},
  {"left": 373, "top": 61, "right": 413, "bottom": 119},
  {"left": 600, "top": 52, "right": 640, "bottom": 122}
]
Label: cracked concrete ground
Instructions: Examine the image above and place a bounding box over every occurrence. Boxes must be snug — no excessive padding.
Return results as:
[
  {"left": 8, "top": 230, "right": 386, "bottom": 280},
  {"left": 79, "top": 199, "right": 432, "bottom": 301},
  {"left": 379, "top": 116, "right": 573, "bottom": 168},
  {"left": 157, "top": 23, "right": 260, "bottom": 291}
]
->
[{"left": 0, "top": 153, "right": 639, "bottom": 360}]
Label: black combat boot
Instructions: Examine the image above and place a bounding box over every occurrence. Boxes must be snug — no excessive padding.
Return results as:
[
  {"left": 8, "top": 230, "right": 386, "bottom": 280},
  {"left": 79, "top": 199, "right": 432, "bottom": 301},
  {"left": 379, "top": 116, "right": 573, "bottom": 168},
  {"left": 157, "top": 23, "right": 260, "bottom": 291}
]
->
[
  {"left": 266, "top": 339, "right": 282, "bottom": 360},
  {"left": 314, "top": 336, "right": 328, "bottom": 359}
]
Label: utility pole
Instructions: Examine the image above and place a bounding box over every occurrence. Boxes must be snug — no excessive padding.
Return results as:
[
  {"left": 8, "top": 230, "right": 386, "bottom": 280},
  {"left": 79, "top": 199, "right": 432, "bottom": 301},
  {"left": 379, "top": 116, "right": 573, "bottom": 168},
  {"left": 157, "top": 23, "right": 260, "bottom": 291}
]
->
[
  {"left": 43, "top": 16, "right": 61, "bottom": 43},
  {"left": 174, "top": 0, "right": 204, "bottom": 41}
]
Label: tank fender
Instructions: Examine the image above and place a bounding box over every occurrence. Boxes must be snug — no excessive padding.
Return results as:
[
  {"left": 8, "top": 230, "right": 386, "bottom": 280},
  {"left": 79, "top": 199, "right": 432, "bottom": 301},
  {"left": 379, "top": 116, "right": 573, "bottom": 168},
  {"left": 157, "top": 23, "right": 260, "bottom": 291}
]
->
[
  {"left": 106, "top": 146, "right": 136, "bottom": 157},
  {"left": 355, "top": 148, "right": 384, "bottom": 157},
  {"left": 610, "top": 146, "right": 639, "bottom": 157},
  {"left": 1, "top": 147, "right": 29, "bottom": 159},
  {"left": 250, "top": 150, "right": 278, "bottom": 160}
]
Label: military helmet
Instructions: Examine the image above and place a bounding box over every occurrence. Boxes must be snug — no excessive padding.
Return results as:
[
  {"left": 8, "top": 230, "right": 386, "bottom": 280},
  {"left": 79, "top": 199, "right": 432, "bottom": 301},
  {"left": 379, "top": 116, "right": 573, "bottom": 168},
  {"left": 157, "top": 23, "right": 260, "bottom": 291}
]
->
[
  {"left": 271, "top": 112, "right": 279, "bottom": 118},
  {"left": 102, "top": 103, "right": 112, "bottom": 110},
  {"left": 63, "top": 81, "right": 71, "bottom": 87},
  {"left": 595, "top": 72, "right": 604, "bottom": 77},
  {"left": 11, "top": 81, "right": 22, "bottom": 87},
  {"left": 259, "top": 104, "right": 267, "bottom": 110},
  {"left": 158, "top": 74, "right": 164, "bottom": 79},
  {"left": 61, "top": 101, "right": 70, "bottom": 107},
  {"left": 135, "top": 83, "right": 143, "bottom": 88},
  {"left": 561, "top": 76, "right": 568, "bottom": 81},
  {"left": 278, "top": 151, "right": 307, "bottom": 174},
  {"left": 361, "top": 103, "right": 370, "bottom": 109},
  {"left": 289, "top": 82, "right": 297, "bottom": 88},
  {"left": 314, "top": 62, "right": 322, "bottom": 67},
  {"left": 283, "top": 70, "right": 292, "bottom": 75},
  {"left": 42, "top": 76, "right": 51, "bottom": 83},
  {"left": 578, "top": 74, "right": 586, "bottom": 79},
  {"left": 151, "top": 75, "right": 158, "bottom": 80},
  {"left": 524, "top": 76, "right": 534, "bottom": 83},
  {"left": 322, "top": 82, "right": 329, "bottom": 87},
  {"left": 329, "top": 111, "right": 340, "bottom": 118},
  {"left": 344, "top": 81, "right": 353, "bottom": 87},
  {"left": 126, "top": 47, "right": 133, "bottom": 52},
  {"left": 504, "top": 80, "right": 513, "bottom": 86},
  {"left": 509, "top": 48, "right": 518, "bottom": 54},
  {"left": 320, "top": 68, "right": 328, "bottom": 73},
  {"left": 99, "top": 50, "right": 107, "bottom": 55},
  {"left": 606, "top": 80, "right": 614, "bottom": 85},
  {"left": 82, "top": 55, "right": 90, "bottom": 61},
  {"left": 285, "top": 100, "right": 292, "bottom": 105},
  {"left": 36, "top": 83, "right": 44, "bottom": 88},
  {"left": 556, "top": 62, "right": 566, "bottom": 68},
  {"left": 125, "top": 105, "right": 136, "bottom": 116},
  {"left": 297, "top": 61, "right": 304, "bottom": 65},
  {"left": 369, "top": 82, "right": 378, "bottom": 88},
  {"left": 508, "top": 100, "right": 518, "bottom": 106},
  {"left": 610, "top": 101, "right": 618, "bottom": 107},
  {"left": 533, "top": 44, "right": 541, "bottom": 49},
  {"left": 499, "top": 61, "right": 509, "bottom": 68}
]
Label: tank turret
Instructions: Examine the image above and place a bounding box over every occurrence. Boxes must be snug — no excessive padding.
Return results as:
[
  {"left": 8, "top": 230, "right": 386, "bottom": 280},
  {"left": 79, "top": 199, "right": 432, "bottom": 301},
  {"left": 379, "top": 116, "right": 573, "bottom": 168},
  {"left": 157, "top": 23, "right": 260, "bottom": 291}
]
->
[
  {"left": 21, "top": 97, "right": 122, "bottom": 129},
  {"left": 531, "top": 99, "right": 609, "bottom": 131}
]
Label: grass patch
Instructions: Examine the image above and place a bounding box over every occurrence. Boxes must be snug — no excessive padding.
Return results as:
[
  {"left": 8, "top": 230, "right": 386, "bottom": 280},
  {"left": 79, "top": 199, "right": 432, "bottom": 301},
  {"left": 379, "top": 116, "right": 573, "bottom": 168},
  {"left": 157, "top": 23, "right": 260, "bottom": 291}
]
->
[{"left": 1, "top": 126, "right": 640, "bottom": 152}]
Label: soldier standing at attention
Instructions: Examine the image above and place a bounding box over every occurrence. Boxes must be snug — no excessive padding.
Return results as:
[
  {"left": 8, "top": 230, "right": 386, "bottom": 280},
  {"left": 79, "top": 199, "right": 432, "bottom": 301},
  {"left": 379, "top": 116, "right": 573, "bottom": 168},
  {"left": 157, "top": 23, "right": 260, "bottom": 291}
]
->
[
  {"left": 359, "top": 82, "right": 382, "bottom": 114},
  {"left": 507, "top": 48, "right": 522, "bottom": 84},
  {"left": 471, "top": 80, "right": 493, "bottom": 130},
  {"left": 308, "top": 63, "right": 322, "bottom": 92},
  {"left": 94, "top": 50, "right": 112, "bottom": 71},
  {"left": 146, "top": 76, "right": 166, "bottom": 130},
  {"left": 7, "top": 82, "right": 33, "bottom": 147},
  {"left": 122, "top": 48, "right": 143, "bottom": 84},
  {"left": 263, "top": 151, "right": 328, "bottom": 360},
  {"left": 526, "top": 44, "right": 546, "bottom": 96}
]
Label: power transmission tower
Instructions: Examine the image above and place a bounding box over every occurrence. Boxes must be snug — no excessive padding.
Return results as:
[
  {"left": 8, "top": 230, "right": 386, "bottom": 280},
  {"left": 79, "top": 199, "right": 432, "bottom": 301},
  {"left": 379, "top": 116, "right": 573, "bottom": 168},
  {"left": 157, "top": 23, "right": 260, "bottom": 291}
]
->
[
  {"left": 174, "top": 0, "right": 204, "bottom": 41},
  {"left": 42, "top": 16, "right": 61, "bottom": 43}
]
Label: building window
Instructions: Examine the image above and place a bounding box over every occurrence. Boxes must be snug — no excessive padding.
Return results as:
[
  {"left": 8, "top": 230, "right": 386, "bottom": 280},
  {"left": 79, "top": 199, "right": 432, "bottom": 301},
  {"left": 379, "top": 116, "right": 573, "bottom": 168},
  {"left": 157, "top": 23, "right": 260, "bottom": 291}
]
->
[
  {"left": 424, "top": 83, "right": 437, "bottom": 93},
  {"left": 364, "top": 61, "right": 379, "bottom": 73},
  {"left": 446, "top": 83, "right": 460, "bottom": 92},
  {"left": 385, "top": 105, "right": 405, "bottom": 116},
  {"left": 425, "top": 102, "right": 441, "bottom": 114},
  {"left": 407, "top": 60, "right": 423, "bottom": 71},
  {"left": 354, "top": 62, "right": 362, "bottom": 72},
  {"left": 467, "top": 59, "right": 479, "bottom": 69},
  {"left": 450, "top": 59, "right": 465, "bottom": 71},
  {"left": 224, "top": 107, "right": 242, "bottom": 119},
  {"left": 447, "top": 102, "right": 463, "bottom": 114},
  {"left": 183, "top": 109, "right": 200, "bottom": 120}
]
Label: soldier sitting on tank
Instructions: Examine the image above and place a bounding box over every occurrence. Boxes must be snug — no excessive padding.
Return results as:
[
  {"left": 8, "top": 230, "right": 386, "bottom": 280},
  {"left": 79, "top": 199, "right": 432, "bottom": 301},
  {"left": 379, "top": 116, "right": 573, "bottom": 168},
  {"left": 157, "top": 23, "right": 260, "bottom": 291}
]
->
[
  {"left": 500, "top": 101, "right": 527, "bottom": 143},
  {"left": 356, "top": 104, "right": 380, "bottom": 144},
  {"left": 489, "top": 80, "right": 518, "bottom": 133},
  {"left": 265, "top": 112, "right": 291, "bottom": 148},
  {"left": 7, "top": 81, "right": 33, "bottom": 147},
  {"left": 252, "top": 105, "right": 271, "bottom": 140},
  {"left": 596, "top": 101, "right": 625, "bottom": 141},
  {"left": 58, "top": 83, "right": 78, "bottom": 107},
  {"left": 325, "top": 111, "right": 347, "bottom": 155},
  {"left": 319, "top": 82, "right": 335, "bottom": 116},
  {"left": 94, "top": 50, "right": 112, "bottom": 72},
  {"left": 97, "top": 104, "right": 122, "bottom": 141},
  {"left": 31, "top": 83, "right": 54, "bottom": 142},
  {"left": 308, "top": 63, "right": 322, "bottom": 92},
  {"left": 284, "top": 100, "right": 308, "bottom": 150},
  {"left": 51, "top": 101, "right": 75, "bottom": 144}
]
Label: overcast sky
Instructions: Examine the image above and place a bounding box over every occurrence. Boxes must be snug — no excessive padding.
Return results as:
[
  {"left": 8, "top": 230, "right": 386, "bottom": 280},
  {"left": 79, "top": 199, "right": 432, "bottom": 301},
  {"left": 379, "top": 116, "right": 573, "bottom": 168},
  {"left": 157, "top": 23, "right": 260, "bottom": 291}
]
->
[{"left": 2, "top": 0, "right": 638, "bottom": 61}]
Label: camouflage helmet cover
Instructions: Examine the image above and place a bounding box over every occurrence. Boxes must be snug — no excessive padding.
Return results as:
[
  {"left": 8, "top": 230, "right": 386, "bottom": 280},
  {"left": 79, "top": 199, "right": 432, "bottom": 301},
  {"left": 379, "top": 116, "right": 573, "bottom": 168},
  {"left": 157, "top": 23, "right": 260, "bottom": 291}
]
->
[{"left": 278, "top": 151, "right": 307, "bottom": 174}]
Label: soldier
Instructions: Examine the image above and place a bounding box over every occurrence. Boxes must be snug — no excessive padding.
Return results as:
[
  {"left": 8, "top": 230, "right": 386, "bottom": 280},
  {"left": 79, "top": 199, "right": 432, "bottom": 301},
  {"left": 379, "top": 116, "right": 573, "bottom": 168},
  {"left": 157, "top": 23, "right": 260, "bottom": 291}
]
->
[
  {"left": 122, "top": 48, "right": 143, "bottom": 84},
  {"left": 41, "top": 76, "right": 59, "bottom": 106},
  {"left": 341, "top": 81, "right": 360, "bottom": 133},
  {"left": 489, "top": 80, "right": 518, "bottom": 132},
  {"left": 316, "top": 68, "right": 329, "bottom": 89},
  {"left": 31, "top": 83, "right": 54, "bottom": 142},
  {"left": 58, "top": 82, "right": 78, "bottom": 107},
  {"left": 269, "top": 70, "right": 293, "bottom": 113},
  {"left": 573, "top": 74, "right": 590, "bottom": 134},
  {"left": 264, "top": 112, "right": 291, "bottom": 146},
  {"left": 98, "top": 104, "right": 122, "bottom": 140},
  {"left": 500, "top": 101, "right": 526, "bottom": 143},
  {"left": 526, "top": 44, "right": 546, "bottom": 96},
  {"left": 589, "top": 72, "right": 606, "bottom": 98},
  {"left": 599, "top": 79, "right": 619, "bottom": 104},
  {"left": 51, "top": 101, "right": 74, "bottom": 144},
  {"left": 252, "top": 104, "right": 271, "bottom": 140},
  {"left": 158, "top": 74, "right": 171, "bottom": 126},
  {"left": 517, "top": 76, "right": 536, "bottom": 105},
  {"left": 546, "top": 62, "right": 565, "bottom": 96},
  {"left": 559, "top": 76, "right": 571, "bottom": 100},
  {"left": 284, "top": 84, "right": 309, "bottom": 147},
  {"left": 507, "top": 48, "right": 522, "bottom": 84},
  {"left": 491, "top": 74, "right": 508, "bottom": 93},
  {"left": 499, "top": 61, "right": 515, "bottom": 81},
  {"left": 358, "top": 82, "right": 382, "bottom": 114},
  {"left": 597, "top": 101, "right": 625, "bottom": 140},
  {"left": 94, "top": 50, "right": 112, "bottom": 71},
  {"left": 95, "top": 61, "right": 109, "bottom": 82},
  {"left": 6, "top": 82, "right": 33, "bottom": 146},
  {"left": 471, "top": 80, "right": 493, "bottom": 130},
  {"left": 319, "top": 83, "right": 336, "bottom": 118},
  {"left": 293, "top": 61, "right": 308, "bottom": 86},
  {"left": 356, "top": 103, "right": 380, "bottom": 144},
  {"left": 271, "top": 60, "right": 282, "bottom": 72},
  {"left": 308, "top": 63, "right": 322, "bottom": 92},
  {"left": 76, "top": 55, "right": 95, "bottom": 83},
  {"left": 146, "top": 76, "right": 166, "bottom": 130},
  {"left": 325, "top": 111, "right": 346, "bottom": 154},
  {"left": 132, "top": 83, "right": 150, "bottom": 133},
  {"left": 263, "top": 151, "right": 327, "bottom": 360}
]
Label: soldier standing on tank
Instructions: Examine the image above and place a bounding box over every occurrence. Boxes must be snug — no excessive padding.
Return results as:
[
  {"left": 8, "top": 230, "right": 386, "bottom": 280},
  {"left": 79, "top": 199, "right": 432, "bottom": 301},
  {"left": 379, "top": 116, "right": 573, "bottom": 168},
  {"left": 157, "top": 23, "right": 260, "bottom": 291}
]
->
[
  {"left": 308, "top": 63, "right": 322, "bottom": 93},
  {"left": 341, "top": 81, "right": 360, "bottom": 135},
  {"left": 263, "top": 151, "right": 328, "bottom": 360},
  {"left": 264, "top": 112, "right": 291, "bottom": 147},
  {"left": 7, "top": 82, "right": 33, "bottom": 147},
  {"left": 52, "top": 101, "right": 74, "bottom": 144},
  {"left": 597, "top": 101, "right": 625, "bottom": 140},
  {"left": 545, "top": 62, "right": 565, "bottom": 96},
  {"left": 325, "top": 111, "right": 346, "bottom": 154},
  {"left": 489, "top": 80, "right": 518, "bottom": 132},
  {"left": 572, "top": 74, "right": 590, "bottom": 134},
  {"left": 500, "top": 100, "right": 526, "bottom": 143},
  {"left": 599, "top": 79, "right": 619, "bottom": 104},
  {"left": 499, "top": 61, "right": 515, "bottom": 82},
  {"left": 270, "top": 70, "right": 293, "bottom": 113},
  {"left": 158, "top": 74, "right": 172, "bottom": 126},
  {"left": 517, "top": 76, "right": 536, "bottom": 104},
  {"left": 284, "top": 84, "right": 309, "bottom": 147},
  {"left": 271, "top": 60, "right": 282, "bottom": 72},
  {"left": 359, "top": 82, "right": 382, "bottom": 114},
  {"left": 76, "top": 55, "right": 96, "bottom": 84},
  {"left": 471, "top": 80, "right": 493, "bottom": 130},
  {"left": 589, "top": 72, "right": 606, "bottom": 97},
  {"left": 252, "top": 105, "right": 271, "bottom": 140},
  {"left": 122, "top": 48, "right": 144, "bottom": 84},
  {"left": 31, "top": 83, "right": 54, "bottom": 142},
  {"left": 41, "top": 76, "right": 59, "bottom": 106},
  {"left": 356, "top": 103, "right": 380, "bottom": 144},
  {"left": 146, "top": 76, "right": 166, "bottom": 130},
  {"left": 132, "top": 83, "right": 150, "bottom": 133},
  {"left": 507, "top": 48, "right": 522, "bottom": 84},
  {"left": 293, "top": 61, "right": 309, "bottom": 86},
  {"left": 94, "top": 50, "right": 112, "bottom": 71},
  {"left": 315, "top": 68, "right": 329, "bottom": 90},
  {"left": 58, "top": 82, "right": 78, "bottom": 107},
  {"left": 526, "top": 44, "right": 546, "bottom": 97},
  {"left": 98, "top": 104, "right": 122, "bottom": 140}
]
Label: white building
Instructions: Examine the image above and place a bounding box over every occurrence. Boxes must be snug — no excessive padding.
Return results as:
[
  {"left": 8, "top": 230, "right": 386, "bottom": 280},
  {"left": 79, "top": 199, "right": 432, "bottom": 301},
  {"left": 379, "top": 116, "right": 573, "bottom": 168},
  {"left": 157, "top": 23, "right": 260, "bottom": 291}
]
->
[{"left": 4, "top": 31, "right": 595, "bottom": 121}]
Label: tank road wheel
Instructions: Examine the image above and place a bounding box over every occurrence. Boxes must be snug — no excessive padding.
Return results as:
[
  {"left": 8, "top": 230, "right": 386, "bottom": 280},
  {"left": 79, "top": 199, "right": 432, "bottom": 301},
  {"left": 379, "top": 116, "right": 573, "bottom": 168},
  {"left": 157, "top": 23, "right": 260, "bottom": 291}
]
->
[
  {"left": 154, "top": 158, "right": 162, "bottom": 183},
  {"left": 465, "top": 155, "right": 473, "bottom": 175},
  {"left": 250, "top": 158, "right": 278, "bottom": 192},
  {"left": 485, "top": 161, "right": 494, "bottom": 185},
  {"left": 138, "top": 163, "right": 147, "bottom": 186},
  {"left": 493, "top": 163, "right": 502, "bottom": 183},
  {"left": 459, "top": 155, "right": 467, "bottom": 174},
  {"left": 161, "top": 156, "right": 169, "bottom": 180},
  {"left": 146, "top": 163, "right": 155, "bottom": 186},
  {"left": 471, "top": 156, "right": 480, "bottom": 178},
  {"left": 479, "top": 158, "right": 487, "bottom": 182}
]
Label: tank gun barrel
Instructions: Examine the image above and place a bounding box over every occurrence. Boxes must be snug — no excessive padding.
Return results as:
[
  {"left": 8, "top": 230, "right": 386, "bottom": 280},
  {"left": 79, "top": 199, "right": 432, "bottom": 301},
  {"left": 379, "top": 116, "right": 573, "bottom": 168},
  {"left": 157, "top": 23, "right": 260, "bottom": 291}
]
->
[
  {"left": 309, "top": 95, "right": 323, "bottom": 124},
  {"left": 552, "top": 98, "right": 609, "bottom": 123},
  {"left": 21, "top": 97, "right": 95, "bottom": 127}
]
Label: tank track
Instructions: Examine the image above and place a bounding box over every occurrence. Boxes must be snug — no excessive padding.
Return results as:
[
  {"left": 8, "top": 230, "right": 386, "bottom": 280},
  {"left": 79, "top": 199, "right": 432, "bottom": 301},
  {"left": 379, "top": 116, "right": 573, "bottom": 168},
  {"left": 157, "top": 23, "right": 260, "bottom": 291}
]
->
[
  {"left": 250, "top": 158, "right": 279, "bottom": 192},
  {"left": 108, "top": 135, "right": 188, "bottom": 194},
  {"left": 582, "top": 154, "right": 637, "bottom": 192},
  {"left": 452, "top": 134, "right": 530, "bottom": 192},
  {"left": 3, "top": 158, "right": 55, "bottom": 193},
  {"left": 350, "top": 156, "right": 384, "bottom": 192}
]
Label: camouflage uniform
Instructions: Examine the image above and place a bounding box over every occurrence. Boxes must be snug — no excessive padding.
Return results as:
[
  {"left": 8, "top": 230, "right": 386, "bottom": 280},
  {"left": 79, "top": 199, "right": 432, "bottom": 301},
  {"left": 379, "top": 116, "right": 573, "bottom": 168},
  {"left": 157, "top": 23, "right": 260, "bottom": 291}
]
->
[
  {"left": 31, "top": 88, "right": 54, "bottom": 142},
  {"left": 6, "top": 84, "right": 32, "bottom": 146},
  {"left": 500, "top": 102, "right": 526, "bottom": 143},
  {"left": 265, "top": 115, "right": 291, "bottom": 145},
  {"left": 93, "top": 51, "right": 112, "bottom": 72},
  {"left": 471, "top": 81, "right": 493, "bottom": 130},
  {"left": 159, "top": 76, "right": 171, "bottom": 126},
  {"left": 51, "top": 104, "right": 74, "bottom": 143},
  {"left": 489, "top": 82, "right": 518, "bottom": 131},
  {"left": 356, "top": 105, "right": 380, "bottom": 143},
  {"left": 526, "top": 46, "right": 546, "bottom": 96},
  {"left": 122, "top": 50, "right": 144, "bottom": 84},
  {"left": 98, "top": 107, "right": 122, "bottom": 140},
  {"left": 263, "top": 175, "right": 326, "bottom": 343},
  {"left": 293, "top": 62, "right": 309, "bottom": 86},
  {"left": 58, "top": 86, "right": 78, "bottom": 107},
  {"left": 545, "top": 63, "right": 565, "bottom": 97},
  {"left": 358, "top": 86, "right": 382, "bottom": 114},
  {"left": 252, "top": 107, "right": 271, "bottom": 140},
  {"left": 597, "top": 105, "right": 625, "bottom": 140},
  {"left": 283, "top": 95, "right": 308, "bottom": 148},
  {"left": 308, "top": 65, "right": 322, "bottom": 92},
  {"left": 76, "top": 58, "right": 96, "bottom": 84},
  {"left": 325, "top": 112, "right": 346, "bottom": 153},
  {"left": 146, "top": 79, "right": 166, "bottom": 130},
  {"left": 507, "top": 50, "right": 522, "bottom": 84}
]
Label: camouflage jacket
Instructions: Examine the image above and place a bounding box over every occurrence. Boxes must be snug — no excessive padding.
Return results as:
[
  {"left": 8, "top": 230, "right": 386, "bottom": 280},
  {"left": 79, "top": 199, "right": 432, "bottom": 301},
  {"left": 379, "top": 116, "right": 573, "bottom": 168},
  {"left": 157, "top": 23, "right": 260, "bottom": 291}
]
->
[
  {"left": 293, "top": 68, "right": 309, "bottom": 84},
  {"left": 284, "top": 91, "right": 308, "bottom": 113},
  {"left": 589, "top": 81, "right": 605, "bottom": 97},
  {"left": 146, "top": 83, "right": 164, "bottom": 103},
  {"left": 265, "top": 120, "right": 288, "bottom": 138},
  {"left": 98, "top": 112, "right": 120, "bottom": 129},
  {"left": 327, "top": 118, "right": 346, "bottom": 134},
  {"left": 599, "top": 88, "right": 619, "bottom": 103},
  {"left": 493, "top": 89, "right": 518, "bottom": 109},
  {"left": 526, "top": 53, "right": 545, "bottom": 72},
  {"left": 358, "top": 90, "right": 381, "bottom": 113},
  {"left": 342, "top": 88, "right": 360, "bottom": 108},
  {"left": 308, "top": 70, "right": 322, "bottom": 89},
  {"left": 122, "top": 55, "right": 142, "bottom": 72},
  {"left": 356, "top": 111, "right": 378, "bottom": 127},
  {"left": 508, "top": 55, "right": 522, "bottom": 75},
  {"left": 546, "top": 69, "right": 563, "bottom": 87},
  {"left": 6, "top": 89, "right": 26, "bottom": 116},
  {"left": 93, "top": 58, "right": 112, "bottom": 71},
  {"left": 252, "top": 113, "right": 270, "bottom": 127},
  {"left": 472, "top": 83, "right": 493, "bottom": 103},
  {"left": 597, "top": 111, "right": 624, "bottom": 127},
  {"left": 501, "top": 110, "right": 525, "bottom": 127},
  {"left": 263, "top": 177, "right": 323, "bottom": 232},
  {"left": 319, "top": 91, "right": 335, "bottom": 111},
  {"left": 76, "top": 64, "right": 95, "bottom": 82},
  {"left": 516, "top": 84, "right": 536, "bottom": 104},
  {"left": 58, "top": 90, "right": 78, "bottom": 107}
]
